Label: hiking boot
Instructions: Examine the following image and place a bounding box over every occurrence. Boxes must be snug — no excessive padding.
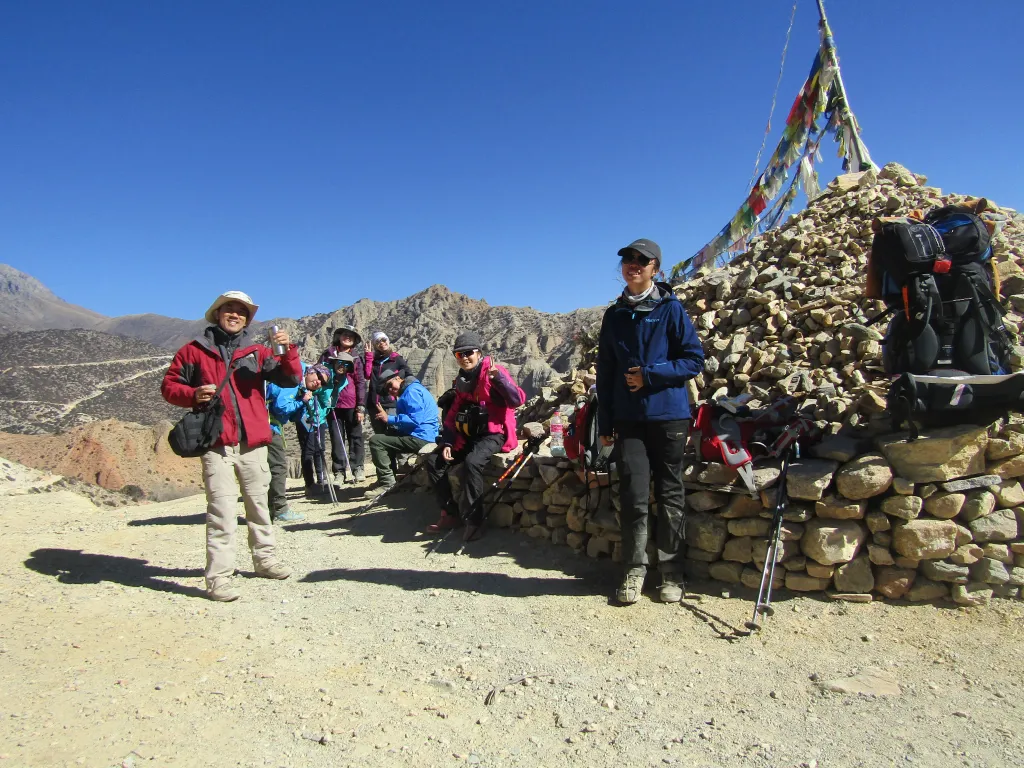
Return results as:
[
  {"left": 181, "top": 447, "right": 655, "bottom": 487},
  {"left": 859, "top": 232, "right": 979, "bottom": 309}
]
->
[
  {"left": 254, "top": 561, "right": 292, "bottom": 580},
  {"left": 353, "top": 466, "right": 366, "bottom": 483},
  {"left": 363, "top": 482, "right": 395, "bottom": 500},
  {"left": 616, "top": 568, "right": 646, "bottom": 605},
  {"left": 303, "top": 485, "right": 322, "bottom": 500},
  {"left": 207, "top": 582, "right": 240, "bottom": 602},
  {"left": 426, "top": 512, "right": 462, "bottom": 533},
  {"left": 659, "top": 571, "right": 684, "bottom": 603},
  {"left": 274, "top": 508, "right": 305, "bottom": 523},
  {"left": 333, "top": 471, "right": 347, "bottom": 486}
]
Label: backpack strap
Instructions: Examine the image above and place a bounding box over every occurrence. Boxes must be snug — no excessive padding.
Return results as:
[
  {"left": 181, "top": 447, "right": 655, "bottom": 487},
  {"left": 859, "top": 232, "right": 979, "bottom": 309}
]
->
[{"left": 208, "top": 357, "right": 242, "bottom": 408}]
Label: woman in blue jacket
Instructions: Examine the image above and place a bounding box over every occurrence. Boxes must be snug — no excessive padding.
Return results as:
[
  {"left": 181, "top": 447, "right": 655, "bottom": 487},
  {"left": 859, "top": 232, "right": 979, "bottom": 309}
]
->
[{"left": 596, "top": 238, "right": 704, "bottom": 605}]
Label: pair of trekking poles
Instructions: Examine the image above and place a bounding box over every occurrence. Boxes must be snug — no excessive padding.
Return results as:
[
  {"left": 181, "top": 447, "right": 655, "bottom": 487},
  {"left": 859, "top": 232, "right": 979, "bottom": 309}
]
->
[
  {"left": 306, "top": 398, "right": 349, "bottom": 507},
  {"left": 425, "top": 435, "right": 545, "bottom": 557}
]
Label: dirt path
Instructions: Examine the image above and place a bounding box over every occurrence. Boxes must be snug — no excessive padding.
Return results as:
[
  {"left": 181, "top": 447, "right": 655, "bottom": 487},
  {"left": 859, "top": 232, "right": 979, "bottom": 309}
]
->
[{"left": 1, "top": 475, "right": 1023, "bottom": 768}]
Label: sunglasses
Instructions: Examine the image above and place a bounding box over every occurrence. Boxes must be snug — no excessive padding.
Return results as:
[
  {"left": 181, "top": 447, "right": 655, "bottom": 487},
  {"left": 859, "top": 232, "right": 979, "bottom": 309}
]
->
[
  {"left": 620, "top": 252, "right": 655, "bottom": 267},
  {"left": 454, "top": 350, "right": 479, "bottom": 360}
]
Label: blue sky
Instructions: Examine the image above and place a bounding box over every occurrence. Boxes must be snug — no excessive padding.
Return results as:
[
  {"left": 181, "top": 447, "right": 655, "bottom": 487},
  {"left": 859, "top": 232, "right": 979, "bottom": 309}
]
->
[{"left": 2, "top": 1, "right": 1022, "bottom": 321}]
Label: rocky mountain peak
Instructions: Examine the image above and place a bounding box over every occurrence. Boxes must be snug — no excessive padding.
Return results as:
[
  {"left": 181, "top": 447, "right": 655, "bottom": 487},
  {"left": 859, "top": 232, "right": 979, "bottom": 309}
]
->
[{"left": 0, "top": 264, "right": 58, "bottom": 300}]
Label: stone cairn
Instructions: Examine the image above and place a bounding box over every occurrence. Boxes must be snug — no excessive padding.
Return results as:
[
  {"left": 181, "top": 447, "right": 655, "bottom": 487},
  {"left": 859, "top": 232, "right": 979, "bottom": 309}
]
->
[{"left": 403, "top": 163, "right": 1024, "bottom": 605}]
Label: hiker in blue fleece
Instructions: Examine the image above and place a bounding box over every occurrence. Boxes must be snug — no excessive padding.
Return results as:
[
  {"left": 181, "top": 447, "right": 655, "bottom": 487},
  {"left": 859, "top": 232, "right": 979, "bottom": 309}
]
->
[
  {"left": 596, "top": 238, "right": 704, "bottom": 606},
  {"left": 364, "top": 367, "right": 439, "bottom": 497}
]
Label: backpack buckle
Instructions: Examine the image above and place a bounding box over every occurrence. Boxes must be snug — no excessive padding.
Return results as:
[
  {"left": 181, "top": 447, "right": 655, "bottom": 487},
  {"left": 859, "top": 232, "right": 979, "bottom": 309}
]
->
[{"left": 933, "top": 258, "right": 952, "bottom": 274}]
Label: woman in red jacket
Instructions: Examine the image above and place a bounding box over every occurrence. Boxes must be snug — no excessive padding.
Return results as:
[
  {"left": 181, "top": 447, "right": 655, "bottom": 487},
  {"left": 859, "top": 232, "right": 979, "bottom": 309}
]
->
[{"left": 161, "top": 290, "right": 303, "bottom": 602}]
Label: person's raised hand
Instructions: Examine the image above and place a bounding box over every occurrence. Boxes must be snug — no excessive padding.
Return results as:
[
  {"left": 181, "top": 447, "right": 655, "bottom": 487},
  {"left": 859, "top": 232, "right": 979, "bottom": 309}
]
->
[
  {"left": 272, "top": 329, "right": 290, "bottom": 349},
  {"left": 302, "top": 391, "right": 313, "bottom": 402},
  {"left": 442, "top": 446, "right": 453, "bottom": 462},
  {"left": 194, "top": 384, "right": 217, "bottom": 404},
  {"left": 625, "top": 367, "right": 644, "bottom": 392},
  {"left": 600, "top": 435, "right": 615, "bottom": 447}
]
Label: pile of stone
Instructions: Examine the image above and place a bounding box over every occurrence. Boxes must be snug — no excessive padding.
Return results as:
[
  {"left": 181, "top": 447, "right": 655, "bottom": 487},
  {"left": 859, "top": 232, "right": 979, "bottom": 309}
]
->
[
  {"left": 405, "top": 163, "right": 1024, "bottom": 605},
  {"left": 676, "top": 162, "right": 1024, "bottom": 432}
]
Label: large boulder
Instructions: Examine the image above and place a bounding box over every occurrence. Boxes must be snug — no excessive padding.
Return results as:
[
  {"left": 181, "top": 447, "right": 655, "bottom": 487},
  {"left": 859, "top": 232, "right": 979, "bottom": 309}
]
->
[
  {"left": 834, "top": 453, "right": 893, "bottom": 500},
  {"left": 877, "top": 425, "right": 988, "bottom": 483},
  {"left": 891, "top": 519, "right": 958, "bottom": 560},
  {"left": 786, "top": 459, "right": 839, "bottom": 501},
  {"left": 801, "top": 519, "right": 867, "bottom": 565}
]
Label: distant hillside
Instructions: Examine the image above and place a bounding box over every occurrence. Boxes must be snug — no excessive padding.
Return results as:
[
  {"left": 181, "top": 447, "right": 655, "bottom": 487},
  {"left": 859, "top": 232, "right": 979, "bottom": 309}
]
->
[
  {"left": 0, "top": 329, "right": 178, "bottom": 433},
  {"left": 0, "top": 264, "right": 107, "bottom": 331}
]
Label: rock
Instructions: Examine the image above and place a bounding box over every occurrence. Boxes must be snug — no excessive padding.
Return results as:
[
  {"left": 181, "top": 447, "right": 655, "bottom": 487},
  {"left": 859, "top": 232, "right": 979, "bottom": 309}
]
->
[
  {"left": 937, "top": 474, "right": 1001, "bottom": 493},
  {"left": 987, "top": 454, "right": 1024, "bottom": 480},
  {"left": 995, "top": 481, "right": 1024, "bottom": 508},
  {"left": 521, "top": 422, "right": 546, "bottom": 440},
  {"left": 818, "top": 667, "right": 901, "bottom": 697},
  {"left": 955, "top": 523, "right": 973, "bottom": 546},
  {"left": 949, "top": 544, "right": 984, "bottom": 565},
  {"left": 923, "top": 492, "right": 966, "bottom": 520},
  {"left": 786, "top": 459, "right": 839, "bottom": 501},
  {"left": 722, "top": 536, "right": 753, "bottom": 563},
  {"left": 801, "top": 519, "right": 867, "bottom": 565},
  {"left": 834, "top": 453, "right": 893, "bottom": 500},
  {"left": 752, "top": 537, "right": 799, "bottom": 565},
  {"left": 708, "top": 561, "right": 744, "bottom": 583},
  {"left": 834, "top": 556, "right": 874, "bottom": 593},
  {"left": 566, "top": 531, "right": 588, "bottom": 550},
  {"left": 920, "top": 560, "right": 969, "bottom": 584},
  {"left": 867, "top": 544, "right": 895, "bottom": 566},
  {"left": 827, "top": 592, "right": 874, "bottom": 603},
  {"left": 906, "top": 577, "right": 949, "bottom": 602},
  {"left": 727, "top": 518, "right": 771, "bottom": 537},
  {"left": 685, "top": 513, "right": 729, "bottom": 554},
  {"left": 741, "top": 566, "right": 784, "bottom": 590},
  {"left": 874, "top": 567, "right": 916, "bottom": 599},
  {"left": 876, "top": 425, "right": 988, "bottom": 483},
  {"left": 721, "top": 494, "right": 763, "bottom": 518},
  {"left": 785, "top": 572, "right": 832, "bottom": 592},
  {"left": 687, "top": 490, "right": 730, "bottom": 512},
  {"left": 490, "top": 503, "right": 516, "bottom": 528},
  {"left": 969, "top": 558, "right": 1010, "bottom": 585},
  {"left": 806, "top": 562, "right": 835, "bottom": 579},
  {"left": 697, "top": 462, "right": 737, "bottom": 485},
  {"left": 881, "top": 495, "right": 923, "bottom": 521},
  {"left": 865, "top": 510, "right": 890, "bottom": 533},
  {"left": 811, "top": 434, "right": 863, "bottom": 463},
  {"left": 982, "top": 543, "right": 1013, "bottom": 563},
  {"left": 587, "top": 536, "right": 612, "bottom": 558},
  {"left": 537, "top": 464, "right": 562, "bottom": 486},
  {"left": 815, "top": 495, "right": 866, "bottom": 520},
  {"left": 959, "top": 490, "right": 996, "bottom": 522},
  {"left": 891, "top": 477, "right": 915, "bottom": 495},
  {"left": 986, "top": 432, "right": 1024, "bottom": 460},
  {"left": 528, "top": 524, "right": 551, "bottom": 540},
  {"left": 968, "top": 508, "right": 1019, "bottom": 543},
  {"left": 891, "top": 519, "right": 958, "bottom": 560},
  {"left": 951, "top": 582, "right": 993, "bottom": 606},
  {"left": 686, "top": 547, "right": 720, "bottom": 563},
  {"left": 1008, "top": 567, "right": 1024, "bottom": 586},
  {"left": 521, "top": 493, "right": 545, "bottom": 512}
]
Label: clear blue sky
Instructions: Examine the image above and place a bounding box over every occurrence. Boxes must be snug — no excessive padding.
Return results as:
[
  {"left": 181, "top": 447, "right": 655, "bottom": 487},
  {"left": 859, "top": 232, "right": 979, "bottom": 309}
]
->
[{"left": 3, "top": 1, "right": 1022, "bottom": 321}]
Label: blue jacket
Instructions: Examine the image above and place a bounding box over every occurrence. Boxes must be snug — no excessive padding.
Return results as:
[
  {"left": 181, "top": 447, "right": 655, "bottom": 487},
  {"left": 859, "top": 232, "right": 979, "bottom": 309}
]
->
[
  {"left": 596, "top": 283, "right": 704, "bottom": 434},
  {"left": 267, "top": 362, "right": 347, "bottom": 432},
  {"left": 387, "top": 378, "right": 439, "bottom": 442}
]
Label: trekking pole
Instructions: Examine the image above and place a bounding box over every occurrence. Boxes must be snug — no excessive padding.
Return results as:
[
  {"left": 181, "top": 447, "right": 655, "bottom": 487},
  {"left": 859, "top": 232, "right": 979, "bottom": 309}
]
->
[
  {"left": 743, "top": 444, "right": 795, "bottom": 634},
  {"left": 350, "top": 462, "right": 427, "bottom": 519},
  {"left": 328, "top": 409, "right": 352, "bottom": 479},
  {"left": 310, "top": 400, "right": 339, "bottom": 506}
]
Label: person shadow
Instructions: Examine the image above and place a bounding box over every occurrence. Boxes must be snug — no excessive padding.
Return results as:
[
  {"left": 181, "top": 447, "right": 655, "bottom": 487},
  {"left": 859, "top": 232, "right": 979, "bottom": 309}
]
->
[{"left": 24, "top": 548, "right": 207, "bottom": 598}]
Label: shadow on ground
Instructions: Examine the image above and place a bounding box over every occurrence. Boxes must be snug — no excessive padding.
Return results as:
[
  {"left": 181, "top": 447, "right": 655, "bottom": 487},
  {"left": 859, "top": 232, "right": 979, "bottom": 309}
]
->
[
  {"left": 128, "top": 513, "right": 206, "bottom": 527},
  {"left": 24, "top": 548, "right": 206, "bottom": 598}
]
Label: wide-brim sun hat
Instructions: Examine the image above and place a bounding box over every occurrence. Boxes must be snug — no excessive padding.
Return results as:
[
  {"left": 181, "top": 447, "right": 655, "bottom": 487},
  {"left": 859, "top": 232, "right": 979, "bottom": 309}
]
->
[
  {"left": 331, "top": 324, "right": 362, "bottom": 345},
  {"left": 205, "top": 290, "right": 259, "bottom": 325}
]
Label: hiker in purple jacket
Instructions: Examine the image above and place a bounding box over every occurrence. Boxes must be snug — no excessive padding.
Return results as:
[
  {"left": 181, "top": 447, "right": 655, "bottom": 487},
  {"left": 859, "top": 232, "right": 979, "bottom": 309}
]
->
[{"left": 321, "top": 325, "right": 368, "bottom": 484}]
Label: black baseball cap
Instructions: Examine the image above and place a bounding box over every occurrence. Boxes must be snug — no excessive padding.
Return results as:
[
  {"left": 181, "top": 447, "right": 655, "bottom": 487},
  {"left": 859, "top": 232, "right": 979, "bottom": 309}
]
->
[{"left": 617, "top": 238, "right": 662, "bottom": 263}]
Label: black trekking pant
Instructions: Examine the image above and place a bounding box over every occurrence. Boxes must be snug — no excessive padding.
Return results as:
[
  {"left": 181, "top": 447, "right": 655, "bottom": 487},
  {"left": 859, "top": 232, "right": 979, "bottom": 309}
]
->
[
  {"left": 267, "top": 430, "right": 289, "bottom": 517},
  {"left": 296, "top": 421, "right": 328, "bottom": 488},
  {"left": 427, "top": 432, "right": 506, "bottom": 523},
  {"left": 329, "top": 407, "right": 364, "bottom": 474},
  {"left": 615, "top": 420, "right": 689, "bottom": 573}
]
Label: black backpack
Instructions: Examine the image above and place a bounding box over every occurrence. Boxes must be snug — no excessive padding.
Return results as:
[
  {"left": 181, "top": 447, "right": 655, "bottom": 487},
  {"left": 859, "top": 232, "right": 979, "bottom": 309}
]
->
[
  {"left": 870, "top": 206, "right": 1024, "bottom": 431},
  {"left": 873, "top": 205, "right": 1008, "bottom": 376}
]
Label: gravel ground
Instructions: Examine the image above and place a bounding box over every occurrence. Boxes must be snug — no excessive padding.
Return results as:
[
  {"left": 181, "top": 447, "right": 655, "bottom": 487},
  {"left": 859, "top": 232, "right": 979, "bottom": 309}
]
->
[{"left": 1, "top": 471, "right": 1023, "bottom": 768}]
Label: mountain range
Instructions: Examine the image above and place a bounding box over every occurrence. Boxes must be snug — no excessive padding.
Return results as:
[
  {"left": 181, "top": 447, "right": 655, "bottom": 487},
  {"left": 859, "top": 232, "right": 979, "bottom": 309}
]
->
[{"left": 0, "top": 263, "right": 603, "bottom": 434}]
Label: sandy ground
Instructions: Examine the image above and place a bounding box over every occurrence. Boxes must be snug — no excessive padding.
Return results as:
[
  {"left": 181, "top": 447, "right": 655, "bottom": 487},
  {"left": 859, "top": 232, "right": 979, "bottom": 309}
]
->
[{"left": 1, "top": 464, "right": 1023, "bottom": 768}]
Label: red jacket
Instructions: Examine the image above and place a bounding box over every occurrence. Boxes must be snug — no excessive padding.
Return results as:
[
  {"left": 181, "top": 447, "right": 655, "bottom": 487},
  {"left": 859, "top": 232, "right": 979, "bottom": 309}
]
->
[{"left": 161, "top": 327, "right": 303, "bottom": 450}]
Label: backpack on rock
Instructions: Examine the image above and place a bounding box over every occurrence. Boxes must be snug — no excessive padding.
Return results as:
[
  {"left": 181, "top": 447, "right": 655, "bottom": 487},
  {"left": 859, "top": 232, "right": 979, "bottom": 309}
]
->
[{"left": 867, "top": 199, "right": 1024, "bottom": 431}]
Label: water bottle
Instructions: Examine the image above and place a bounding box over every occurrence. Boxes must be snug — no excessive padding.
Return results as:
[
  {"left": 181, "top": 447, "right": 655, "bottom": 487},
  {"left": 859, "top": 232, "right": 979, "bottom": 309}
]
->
[
  {"left": 268, "top": 324, "right": 287, "bottom": 356},
  {"left": 549, "top": 411, "right": 566, "bottom": 457}
]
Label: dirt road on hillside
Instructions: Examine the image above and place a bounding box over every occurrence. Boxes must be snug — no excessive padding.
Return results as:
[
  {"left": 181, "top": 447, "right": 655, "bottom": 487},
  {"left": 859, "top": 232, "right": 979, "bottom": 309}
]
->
[{"left": 1, "top": 474, "right": 1023, "bottom": 768}]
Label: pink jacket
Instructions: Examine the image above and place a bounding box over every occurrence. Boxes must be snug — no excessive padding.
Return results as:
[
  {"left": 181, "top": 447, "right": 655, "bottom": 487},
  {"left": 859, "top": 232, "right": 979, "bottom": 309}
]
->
[{"left": 443, "top": 356, "right": 524, "bottom": 453}]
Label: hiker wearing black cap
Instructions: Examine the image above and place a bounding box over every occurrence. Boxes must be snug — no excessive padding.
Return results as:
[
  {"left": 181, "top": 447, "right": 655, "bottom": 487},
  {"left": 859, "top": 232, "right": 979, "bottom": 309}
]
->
[
  {"left": 321, "top": 325, "right": 367, "bottom": 484},
  {"left": 597, "top": 239, "right": 704, "bottom": 606},
  {"left": 364, "top": 368, "right": 439, "bottom": 498},
  {"left": 426, "top": 331, "right": 525, "bottom": 539}
]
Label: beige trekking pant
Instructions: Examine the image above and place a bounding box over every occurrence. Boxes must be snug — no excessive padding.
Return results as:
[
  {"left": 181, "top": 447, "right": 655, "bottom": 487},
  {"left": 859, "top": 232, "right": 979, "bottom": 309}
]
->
[{"left": 201, "top": 444, "right": 277, "bottom": 589}]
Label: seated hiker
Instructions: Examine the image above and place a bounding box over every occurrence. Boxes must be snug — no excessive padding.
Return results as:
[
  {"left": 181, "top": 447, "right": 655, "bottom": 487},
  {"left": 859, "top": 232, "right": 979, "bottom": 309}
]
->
[
  {"left": 269, "top": 364, "right": 344, "bottom": 499},
  {"left": 364, "top": 367, "right": 439, "bottom": 498},
  {"left": 426, "top": 331, "right": 525, "bottom": 540},
  {"left": 321, "top": 326, "right": 368, "bottom": 485}
]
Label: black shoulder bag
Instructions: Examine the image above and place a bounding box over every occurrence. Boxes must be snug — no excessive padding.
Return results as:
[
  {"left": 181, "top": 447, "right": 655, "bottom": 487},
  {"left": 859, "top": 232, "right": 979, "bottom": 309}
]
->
[{"left": 167, "top": 359, "right": 240, "bottom": 458}]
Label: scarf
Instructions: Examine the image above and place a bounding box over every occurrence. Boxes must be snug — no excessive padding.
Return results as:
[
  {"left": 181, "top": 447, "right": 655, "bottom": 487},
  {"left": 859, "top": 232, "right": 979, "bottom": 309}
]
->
[{"left": 455, "top": 361, "right": 483, "bottom": 393}]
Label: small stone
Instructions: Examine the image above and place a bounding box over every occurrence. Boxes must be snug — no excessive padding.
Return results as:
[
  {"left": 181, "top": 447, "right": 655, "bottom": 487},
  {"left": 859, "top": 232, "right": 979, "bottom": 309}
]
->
[
  {"left": 815, "top": 495, "right": 866, "bottom": 520},
  {"left": 834, "top": 555, "right": 874, "bottom": 593},
  {"left": 891, "top": 477, "right": 915, "bottom": 495},
  {"left": 906, "top": 577, "right": 948, "bottom": 602},
  {"left": 951, "top": 582, "right": 993, "bottom": 606},
  {"left": 920, "top": 560, "right": 969, "bottom": 584},
  {"left": 959, "top": 490, "right": 997, "bottom": 522},
  {"left": 786, "top": 459, "right": 839, "bottom": 501},
  {"left": 968, "top": 508, "right": 1019, "bottom": 543},
  {"left": 801, "top": 519, "right": 867, "bottom": 565},
  {"left": 969, "top": 558, "right": 1010, "bottom": 585},
  {"left": 874, "top": 567, "right": 916, "bottom": 599},
  {"left": 818, "top": 667, "right": 901, "bottom": 697},
  {"left": 881, "top": 495, "right": 923, "bottom": 521},
  {"left": 938, "top": 474, "right": 1001, "bottom": 493},
  {"left": 785, "top": 572, "right": 832, "bottom": 592},
  {"left": 834, "top": 453, "right": 893, "bottom": 500},
  {"left": 949, "top": 544, "right": 984, "bottom": 566},
  {"left": 923, "top": 492, "right": 966, "bottom": 520}
]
